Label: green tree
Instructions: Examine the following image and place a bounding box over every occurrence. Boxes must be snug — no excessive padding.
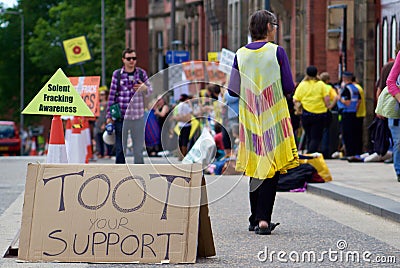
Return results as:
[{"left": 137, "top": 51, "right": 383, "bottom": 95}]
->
[
  {"left": 0, "top": 0, "right": 62, "bottom": 123},
  {"left": 29, "top": 0, "right": 125, "bottom": 82},
  {"left": 0, "top": 0, "right": 125, "bottom": 125}
]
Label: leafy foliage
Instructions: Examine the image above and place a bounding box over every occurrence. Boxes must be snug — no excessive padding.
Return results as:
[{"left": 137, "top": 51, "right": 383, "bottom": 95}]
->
[{"left": 0, "top": 0, "right": 125, "bottom": 125}]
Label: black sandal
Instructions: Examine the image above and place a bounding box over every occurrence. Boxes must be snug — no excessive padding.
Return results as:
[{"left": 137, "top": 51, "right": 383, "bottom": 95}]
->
[{"left": 254, "top": 222, "right": 280, "bottom": 235}]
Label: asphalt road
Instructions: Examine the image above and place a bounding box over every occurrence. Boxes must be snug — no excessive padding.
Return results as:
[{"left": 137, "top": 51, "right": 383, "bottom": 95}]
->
[{"left": 0, "top": 156, "right": 399, "bottom": 267}]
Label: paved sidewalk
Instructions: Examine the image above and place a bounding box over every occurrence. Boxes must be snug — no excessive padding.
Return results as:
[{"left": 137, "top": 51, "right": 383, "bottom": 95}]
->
[{"left": 308, "top": 159, "right": 400, "bottom": 223}]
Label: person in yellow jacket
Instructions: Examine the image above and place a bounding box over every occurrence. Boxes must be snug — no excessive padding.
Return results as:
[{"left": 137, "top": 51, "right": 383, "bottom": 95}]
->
[{"left": 293, "top": 66, "right": 330, "bottom": 153}]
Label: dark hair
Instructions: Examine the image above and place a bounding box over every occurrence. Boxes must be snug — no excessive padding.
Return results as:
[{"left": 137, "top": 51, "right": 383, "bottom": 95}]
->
[
  {"left": 207, "top": 84, "right": 221, "bottom": 95},
  {"left": 122, "top": 48, "right": 135, "bottom": 58},
  {"left": 179, "top": 94, "right": 189, "bottom": 102},
  {"left": 306, "top": 66, "right": 318, "bottom": 77},
  {"left": 214, "top": 122, "right": 222, "bottom": 134},
  {"left": 303, "top": 65, "right": 319, "bottom": 81},
  {"left": 249, "top": 10, "right": 277, "bottom": 41}
]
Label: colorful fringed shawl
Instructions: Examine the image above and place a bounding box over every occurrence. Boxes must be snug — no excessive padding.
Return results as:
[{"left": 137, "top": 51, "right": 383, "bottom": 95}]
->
[{"left": 235, "top": 42, "right": 299, "bottom": 179}]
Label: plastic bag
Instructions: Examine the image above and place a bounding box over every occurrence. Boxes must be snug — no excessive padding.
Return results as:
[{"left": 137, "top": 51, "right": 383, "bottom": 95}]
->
[{"left": 182, "top": 128, "right": 216, "bottom": 168}]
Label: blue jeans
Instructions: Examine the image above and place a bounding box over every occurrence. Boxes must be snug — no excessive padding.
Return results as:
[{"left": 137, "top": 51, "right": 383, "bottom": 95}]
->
[
  {"left": 388, "top": 118, "right": 400, "bottom": 175},
  {"left": 114, "top": 118, "right": 145, "bottom": 164}
]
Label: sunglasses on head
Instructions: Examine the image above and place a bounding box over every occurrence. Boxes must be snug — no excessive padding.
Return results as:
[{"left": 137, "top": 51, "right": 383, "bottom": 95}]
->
[{"left": 125, "top": 56, "right": 137, "bottom": 61}]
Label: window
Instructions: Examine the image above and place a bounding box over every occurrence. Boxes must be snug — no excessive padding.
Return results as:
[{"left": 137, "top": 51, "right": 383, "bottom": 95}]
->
[
  {"left": 188, "top": 20, "right": 192, "bottom": 53},
  {"left": 157, "top": 31, "right": 164, "bottom": 71},
  {"left": 383, "top": 18, "right": 388, "bottom": 64},
  {"left": 376, "top": 23, "right": 380, "bottom": 80},
  {"left": 0, "top": 125, "right": 15, "bottom": 138},
  {"left": 391, "top": 16, "right": 397, "bottom": 59},
  {"left": 194, "top": 17, "right": 199, "bottom": 59}
]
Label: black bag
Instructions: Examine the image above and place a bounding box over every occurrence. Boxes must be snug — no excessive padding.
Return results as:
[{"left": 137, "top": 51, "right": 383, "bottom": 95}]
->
[
  {"left": 368, "top": 117, "right": 392, "bottom": 156},
  {"left": 277, "top": 164, "right": 316, "bottom": 191}
]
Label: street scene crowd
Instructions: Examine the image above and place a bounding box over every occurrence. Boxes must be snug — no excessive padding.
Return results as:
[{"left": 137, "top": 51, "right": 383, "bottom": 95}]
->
[{"left": 2, "top": 4, "right": 398, "bottom": 243}]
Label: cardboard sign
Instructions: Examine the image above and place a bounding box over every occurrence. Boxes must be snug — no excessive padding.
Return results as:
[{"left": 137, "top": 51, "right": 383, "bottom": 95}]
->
[
  {"left": 207, "top": 52, "right": 220, "bottom": 62},
  {"left": 62, "top": 36, "right": 92, "bottom": 65},
  {"left": 69, "top": 76, "right": 101, "bottom": 117},
  {"left": 182, "top": 61, "right": 205, "bottom": 81},
  {"left": 22, "top": 69, "right": 94, "bottom": 117},
  {"left": 205, "top": 62, "right": 226, "bottom": 83},
  {"left": 218, "top": 48, "right": 235, "bottom": 74},
  {"left": 19, "top": 163, "right": 214, "bottom": 264}
]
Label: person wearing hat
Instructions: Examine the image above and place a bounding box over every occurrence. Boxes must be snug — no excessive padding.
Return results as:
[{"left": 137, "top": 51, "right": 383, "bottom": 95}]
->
[
  {"left": 293, "top": 65, "right": 330, "bottom": 153},
  {"left": 337, "top": 71, "right": 362, "bottom": 157}
]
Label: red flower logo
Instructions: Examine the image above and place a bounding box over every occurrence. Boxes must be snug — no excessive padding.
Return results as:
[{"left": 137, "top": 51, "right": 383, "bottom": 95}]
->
[{"left": 73, "top": 46, "right": 81, "bottom": 55}]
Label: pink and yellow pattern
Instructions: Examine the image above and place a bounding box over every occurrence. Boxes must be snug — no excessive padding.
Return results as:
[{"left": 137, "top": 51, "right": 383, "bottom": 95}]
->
[{"left": 235, "top": 43, "right": 298, "bottom": 179}]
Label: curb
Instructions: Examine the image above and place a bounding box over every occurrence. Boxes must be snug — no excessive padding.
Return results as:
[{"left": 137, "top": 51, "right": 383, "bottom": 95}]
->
[
  {"left": 0, "top": 156, "right": 46, "bottom": 162},
  {"left": 307, "top": 183, "right": 400, "bottom": 223},
  {"left": 0, "top": 192, "right": 24, "bottom": 258}
]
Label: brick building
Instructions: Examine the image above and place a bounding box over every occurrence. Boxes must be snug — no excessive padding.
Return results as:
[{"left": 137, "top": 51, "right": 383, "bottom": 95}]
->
[
  {"left": 125, "top": 0, "right": 396, "bottom": 140},
  {"left": 126, "top": 0, "right": 149, "bottom": 72}
]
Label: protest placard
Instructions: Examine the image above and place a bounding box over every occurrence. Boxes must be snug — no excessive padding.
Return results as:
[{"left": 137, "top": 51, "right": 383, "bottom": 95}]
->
[
  {"left": 22, "top": 68, "right": 93, "bottom": 117},
  {"left": 68, "top": 76, "right": 101, "bottom": 117},
  {"left": 18, "top": 163, "right": 214, "bottom": 264}
]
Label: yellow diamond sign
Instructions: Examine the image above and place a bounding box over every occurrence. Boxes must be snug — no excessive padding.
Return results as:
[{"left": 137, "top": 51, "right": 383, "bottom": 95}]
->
[{"left": 62, "top": 36, "right": 92, "bottom": 65}]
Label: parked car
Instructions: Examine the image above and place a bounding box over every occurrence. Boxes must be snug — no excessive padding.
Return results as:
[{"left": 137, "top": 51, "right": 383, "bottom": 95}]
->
[{"left": 0, "top": 121, "right": 21, "bottom": 156}]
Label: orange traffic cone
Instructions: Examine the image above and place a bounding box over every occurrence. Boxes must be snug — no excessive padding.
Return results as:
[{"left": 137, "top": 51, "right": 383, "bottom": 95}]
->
[
  {"left": 68, "top": 116, "right": 86, "bottom": 163},
  {"left": 29, "top": 137, "right": 37, "bottom": 156},
  {"left": 46, "top": 115, "right": 68, "bottom": 163},
  {"left": 44, "top": 138, "right": 49, "bottom": 155},
  {"left": 82, "top": 118, "right": 92, "bottom": 163}
]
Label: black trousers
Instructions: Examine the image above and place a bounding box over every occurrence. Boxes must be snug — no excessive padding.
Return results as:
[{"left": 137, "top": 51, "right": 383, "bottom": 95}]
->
[
  {"left": 249, "top": 173, "right": 279, "bottom": 225},
  {"left": 342, "top": 112, "right": 363, "bottom": 156},
  {"left": 301, "top": 111, "right": 327, "bottom": 153},
  {"left": 178, "top": 125, "right": 191, "bottom": 147}
]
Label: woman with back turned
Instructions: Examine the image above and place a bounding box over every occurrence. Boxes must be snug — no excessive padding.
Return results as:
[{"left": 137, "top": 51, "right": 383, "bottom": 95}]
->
[{"left": 228, "top": 10, "right": 299, "bottom": 235}]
